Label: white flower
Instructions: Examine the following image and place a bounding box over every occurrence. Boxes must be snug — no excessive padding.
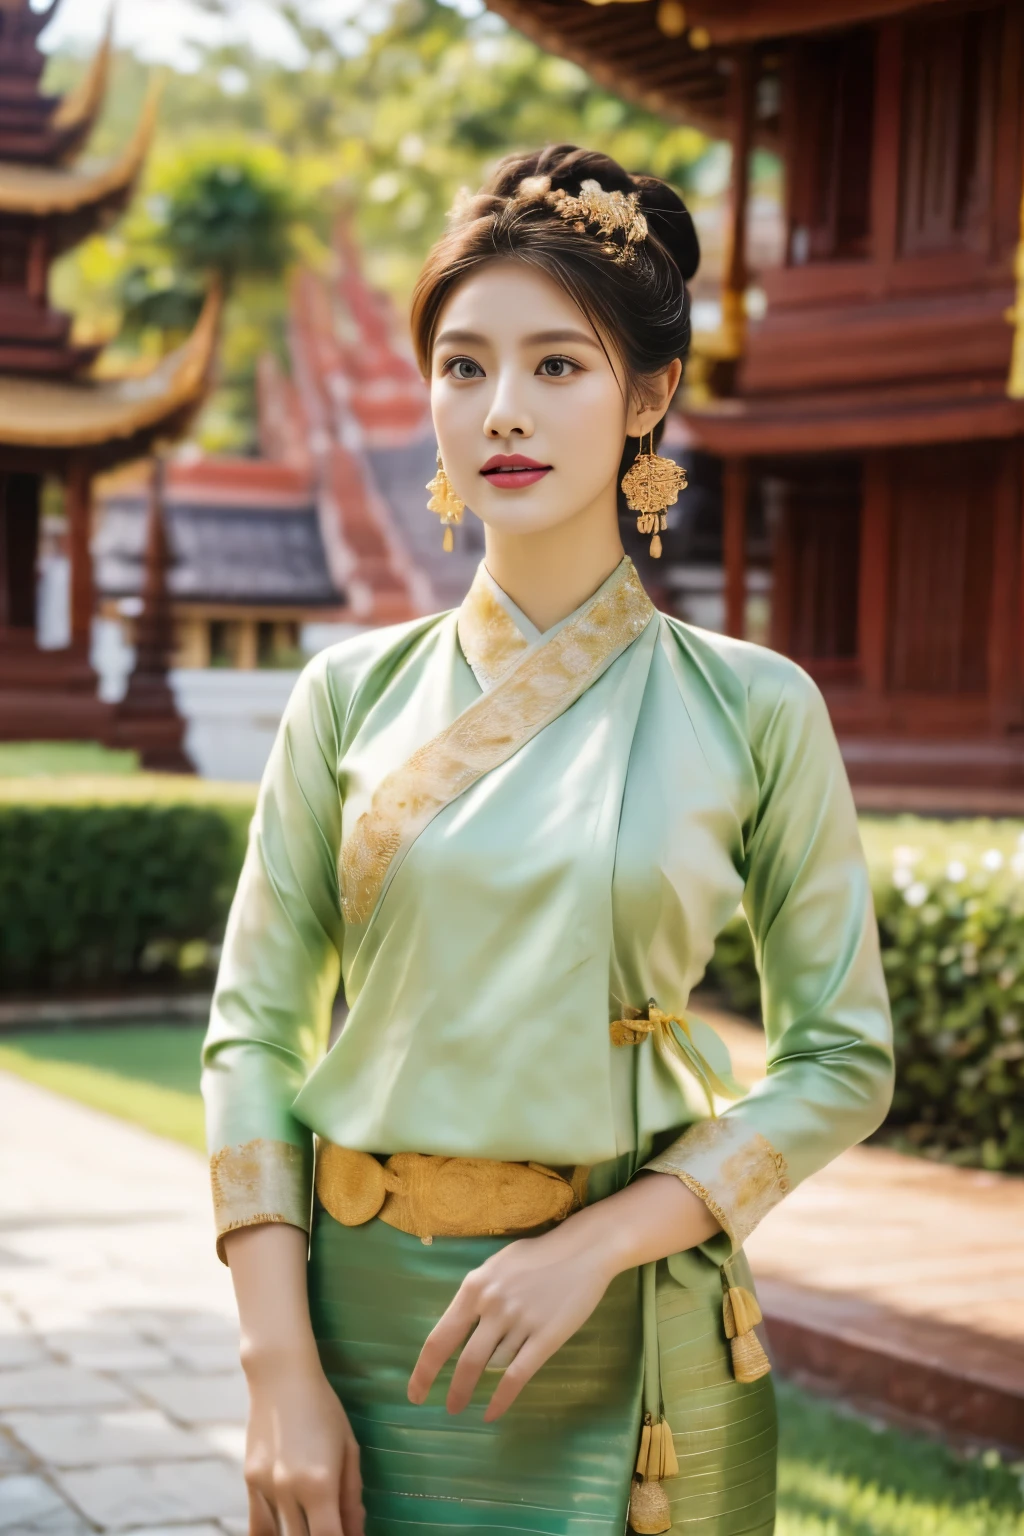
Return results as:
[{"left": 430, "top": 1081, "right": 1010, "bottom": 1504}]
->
[
  {"left": 946, "top": 860, "right": 967, "bottom": 882},
  {"left": 893, "top": 845, "right": 921, "bottom": 867},
  {"left": 892, "top": 867, "right": 914, "bottom": 890},
  {"left": 982, "top": 849, "right": 1005, "bottom": 871},
  {"left": 904, "top": 882, "right": 929, "bottom": 908}
]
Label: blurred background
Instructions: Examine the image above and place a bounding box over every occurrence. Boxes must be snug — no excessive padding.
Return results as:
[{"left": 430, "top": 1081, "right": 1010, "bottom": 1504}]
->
[{"left": 1, "top": 4, "right": 1024, "bottom": 1533}]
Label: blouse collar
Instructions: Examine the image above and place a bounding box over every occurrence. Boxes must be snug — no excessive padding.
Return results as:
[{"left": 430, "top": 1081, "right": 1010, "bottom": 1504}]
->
[{"left": 457, "top": 555, "right": 648, "bottom": 692}]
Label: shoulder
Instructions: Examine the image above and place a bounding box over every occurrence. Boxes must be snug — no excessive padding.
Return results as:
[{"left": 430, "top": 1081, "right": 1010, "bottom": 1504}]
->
[
  {"left": 658, "top": 614, "right": 832, "bottom": 751},
  {"left": 287, "top": 611, "right": 452, "bottom": 740}
]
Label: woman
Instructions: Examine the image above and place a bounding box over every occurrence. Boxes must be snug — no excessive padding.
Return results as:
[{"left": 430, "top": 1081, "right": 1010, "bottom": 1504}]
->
[{"left": 202, "top": 145, "right": 894, "bottom": 1536}]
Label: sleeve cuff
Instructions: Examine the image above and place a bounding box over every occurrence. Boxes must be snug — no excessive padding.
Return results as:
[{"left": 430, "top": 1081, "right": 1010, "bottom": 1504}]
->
[
  {"left": 642, "top": 1115, "right": 790, "bottom": 1250},
  {"left": 210, "top": 1138, "right": 312, "bottom": 1264}
]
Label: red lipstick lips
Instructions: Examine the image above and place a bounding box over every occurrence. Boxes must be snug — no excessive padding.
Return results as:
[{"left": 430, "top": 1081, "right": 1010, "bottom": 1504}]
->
[{"left": 480, "top": 453, "right": 552, "bottom": 489}]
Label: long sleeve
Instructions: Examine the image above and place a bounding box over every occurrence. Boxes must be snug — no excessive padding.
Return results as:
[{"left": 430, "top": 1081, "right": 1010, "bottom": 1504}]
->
[
  {"left": 201, "top": 652, "right": 343, "bottom": 1261},
  {"left": 644, "top": 662, "right": 895, "bottom": 1253}
]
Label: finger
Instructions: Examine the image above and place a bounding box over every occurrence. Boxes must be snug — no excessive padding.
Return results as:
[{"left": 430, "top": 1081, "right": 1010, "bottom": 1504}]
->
[
  {"left": 485, "top": 1327, "right": 528, "bottom": 1373},
  {"left": 340, "top": 1436, "right": 366, "bottom": 1536},
  {"left": 483, "top": 1335, "right": 558, "bottom": 1422},
  {"left": 300, "top": 1492, "right": 343, "bottom": 1536},
  {"left": 248, "top": 1486, "right": 278, "bottom": 1536},
  {"left": 407, "top": 1292, "right": 480, "bottom": 1404},
  {"left": 275, "top": 1490, "right": 309, "bottom": 1536},
  {"left": 446, "top": 1316, "right": 510, "bottom": 1414}
]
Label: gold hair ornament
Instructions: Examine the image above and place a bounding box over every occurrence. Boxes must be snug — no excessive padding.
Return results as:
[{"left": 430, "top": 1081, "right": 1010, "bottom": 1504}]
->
[
  {"left": 426, "top": 448, "right": 465, "bottom": 554},
  {"left": 546, "top": 178, "right": 648, "bottom": 264},
  {"left": 620, "top": 431, "right": 687, "bottom": 558}
]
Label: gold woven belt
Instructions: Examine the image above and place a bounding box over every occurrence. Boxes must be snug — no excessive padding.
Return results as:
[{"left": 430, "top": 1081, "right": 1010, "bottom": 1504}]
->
[{"left": 315, "top": 1143, "right": 590, "bottom": 1244}]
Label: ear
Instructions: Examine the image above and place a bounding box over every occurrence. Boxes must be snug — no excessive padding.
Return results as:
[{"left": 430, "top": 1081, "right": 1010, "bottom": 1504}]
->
[{"left": 625, "top": 358, "right": 684, "bottom": 438}]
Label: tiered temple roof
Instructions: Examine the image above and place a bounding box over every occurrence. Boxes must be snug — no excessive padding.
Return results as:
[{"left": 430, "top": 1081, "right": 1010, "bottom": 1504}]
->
[
  {"left": 0, "top": 287, "right": 220, "bottom": 467},
  {"left": 0, "top": 0, "right": 216, "bottom": 764},
  {"left": 0, "top": 0, "right": 211, "bottom": 427}
]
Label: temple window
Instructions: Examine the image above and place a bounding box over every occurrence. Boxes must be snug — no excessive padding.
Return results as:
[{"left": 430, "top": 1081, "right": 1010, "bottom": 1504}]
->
[
  {"left": 209, "top": 619, "right": 235, "bottom": 667},
  {"left": 786, "top": 27, "right": 876, "bottom": 265},
  {"left": 761, "top": 461, "right": 861, "bottom": 668},
  {"left": 887, "top": 445, "right": 994, "bottom": 694},
  {"left": 899, "top": 5, "right": 1001, "bottom": 256}
]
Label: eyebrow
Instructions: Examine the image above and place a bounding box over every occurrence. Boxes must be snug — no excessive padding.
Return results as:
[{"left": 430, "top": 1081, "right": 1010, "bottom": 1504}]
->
[{"left": 433, "top": 327, "right": 601, "bottom": 351}]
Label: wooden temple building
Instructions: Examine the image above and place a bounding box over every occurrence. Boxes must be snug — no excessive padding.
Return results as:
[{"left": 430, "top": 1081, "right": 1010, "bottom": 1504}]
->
[
  {"left": 489, "top": 0, "right": 1024, "bottom": 798},
  {"left": 0, "top": 0, "right": 216, "bottom": 761}
]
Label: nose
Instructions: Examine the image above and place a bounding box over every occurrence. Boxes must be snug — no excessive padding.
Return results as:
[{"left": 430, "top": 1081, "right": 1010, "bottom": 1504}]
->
[{"left": 482, "top": 369, "right": 534, "bottom": 440}]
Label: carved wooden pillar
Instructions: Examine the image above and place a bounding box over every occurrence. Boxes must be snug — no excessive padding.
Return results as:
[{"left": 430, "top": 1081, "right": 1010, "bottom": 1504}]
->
[
  {"left": 722, "top": 457, "right": 748, "bottom": 639},
  {"left": 65, "top": 454, "right": 94, "bottom": 652},
  {"left": 859, "top": 453, "right": 892, "bottom": 700},
  {"left": 720, "top": 47, "right": 754, "bottom": 357},
  {"left": 116, "top": 455, "right": 192, "bottom": 771}
]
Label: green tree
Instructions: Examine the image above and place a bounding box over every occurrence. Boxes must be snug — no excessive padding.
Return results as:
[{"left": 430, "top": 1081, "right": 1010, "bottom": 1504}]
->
[
  {"left": 47, "top": 0, "right": 717, "bottom": 446},
  {"left": 156, "top": 142, "right": 299, "bottom": 286}
]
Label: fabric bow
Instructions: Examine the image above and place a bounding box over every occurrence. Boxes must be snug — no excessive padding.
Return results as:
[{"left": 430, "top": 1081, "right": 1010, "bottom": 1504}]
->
[{"left": 610, "top": 1002, "right": 744, "bottom": 1116}]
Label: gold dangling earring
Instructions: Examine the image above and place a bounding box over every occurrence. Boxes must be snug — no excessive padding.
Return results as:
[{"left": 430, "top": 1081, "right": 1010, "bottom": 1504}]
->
[
  {"left": 620, "top": 429, "right": 687, "bottom": 559},
  {"left": 426, "top": 448, "right": 465, "bottom": 554}
]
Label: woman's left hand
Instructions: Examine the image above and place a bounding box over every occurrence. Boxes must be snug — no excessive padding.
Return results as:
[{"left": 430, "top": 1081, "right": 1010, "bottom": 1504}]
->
[{"left": 406, "top": 1214, "right": 617, "bottom": 1422}]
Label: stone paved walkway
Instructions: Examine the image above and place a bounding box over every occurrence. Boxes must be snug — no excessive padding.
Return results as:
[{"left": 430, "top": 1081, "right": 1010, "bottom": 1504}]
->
[{"left": 0, "top": 1072, "right": 246, "bottom": 1535}]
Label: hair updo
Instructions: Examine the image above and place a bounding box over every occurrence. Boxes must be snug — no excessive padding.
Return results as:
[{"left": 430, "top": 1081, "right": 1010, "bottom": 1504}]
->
[{"left": 410, "top": 144, "right": 699, "bottom": 430}]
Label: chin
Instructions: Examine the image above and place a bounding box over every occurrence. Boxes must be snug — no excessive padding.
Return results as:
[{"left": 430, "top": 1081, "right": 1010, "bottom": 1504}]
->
[{"left": 475, "top": 494, "right": 583, "bottom": 537}]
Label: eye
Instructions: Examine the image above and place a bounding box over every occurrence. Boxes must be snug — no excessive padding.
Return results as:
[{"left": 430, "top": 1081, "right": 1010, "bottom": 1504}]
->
[
  {"left": 537, "top": 355, "right": 581, "bottom": 378},
  {"left": 442, "top": 356, "right": 484, "bottom": 381}
]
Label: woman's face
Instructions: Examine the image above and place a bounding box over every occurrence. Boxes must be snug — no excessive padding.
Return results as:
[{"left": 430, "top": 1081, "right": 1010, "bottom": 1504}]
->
[{"left": 429, "top": 259, "right": 648, "bottom": 536}]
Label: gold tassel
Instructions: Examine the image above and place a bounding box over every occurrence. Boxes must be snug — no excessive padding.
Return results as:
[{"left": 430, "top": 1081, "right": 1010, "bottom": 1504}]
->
[
  {"left": 723, "top": 1286, "right": 772, "bottom": 1384},
  {"left": 628, "top": 1414, "right": 678, "bottom": 1534},
  {"left": 442, "top": 525, "right": 454, "bottom": 553}
]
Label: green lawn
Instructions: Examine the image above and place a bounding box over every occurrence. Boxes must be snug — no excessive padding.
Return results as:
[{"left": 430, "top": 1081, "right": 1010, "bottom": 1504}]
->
[
  {"left": 0, "top": 1022, "right": 207, "bottom": 1151},
  {"left": 0, "top": 1023, "right": 1021, "bottom": 1532},
  {"left": 0, "top": 741, "right": 140, "bottom": 777},
  {"left": 777, "top": 1382, "right": 1024, "bottom": 1534}
]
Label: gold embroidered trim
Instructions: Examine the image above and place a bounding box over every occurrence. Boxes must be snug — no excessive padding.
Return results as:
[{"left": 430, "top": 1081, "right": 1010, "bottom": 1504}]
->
[
  {"left": 210, "top": 1138, "right": 310, "bottom": 1263},
  {"left": 340, "top": 558, "right": 654, "bottom": 924},
  {"left": 457, "top": 564, "right": 529, "bottom": 691},
  {"left": 644, "top": 1117, "right": 789, "bottom": 1249}
]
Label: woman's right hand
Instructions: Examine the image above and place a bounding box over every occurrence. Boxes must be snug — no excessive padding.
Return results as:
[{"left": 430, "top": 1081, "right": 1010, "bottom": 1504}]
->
[
  {"left": 222, "top": 1223, "right": 365, "bottom": 1536},
  {"left": 243, "top": 1350, "right": 364, "bottom": 1536}
]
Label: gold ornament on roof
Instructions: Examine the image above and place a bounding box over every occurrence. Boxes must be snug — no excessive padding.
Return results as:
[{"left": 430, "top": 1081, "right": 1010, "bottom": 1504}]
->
[
  {"left": 546, "top": 178, "right": 648, "bottom": 264},
  {"left": 620, "top": 430, "right": 687, "bottom": 558}
]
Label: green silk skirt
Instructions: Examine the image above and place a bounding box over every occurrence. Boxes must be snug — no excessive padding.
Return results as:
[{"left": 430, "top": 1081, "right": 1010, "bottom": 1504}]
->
[{"left": 308, "top": 1202, "right": 777, "bottom": 1535}]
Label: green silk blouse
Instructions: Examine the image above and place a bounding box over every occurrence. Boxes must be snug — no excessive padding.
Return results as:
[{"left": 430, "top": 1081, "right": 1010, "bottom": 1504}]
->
[{"left": 202, "top": 555, "right": 894, "bottom": 1259}]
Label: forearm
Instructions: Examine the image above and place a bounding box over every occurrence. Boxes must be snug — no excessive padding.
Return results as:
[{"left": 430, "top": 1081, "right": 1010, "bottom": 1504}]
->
[
  {"left": 223, "top": 1222, "right": 321, "bottom": 1377},
  {"left": 552, "top": 1170, "right": 719, "bottom": 1279}
]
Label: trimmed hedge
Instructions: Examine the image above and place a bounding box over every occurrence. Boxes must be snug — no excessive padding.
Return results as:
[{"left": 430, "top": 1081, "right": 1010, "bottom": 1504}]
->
[
  {"left": 3, "top": 782, "right": 1023, "bottom": 1173},
  {"left": 0, "top": 777, "right": 254, "bottom": 992},
  {"left": 707, "top": 817, "right": 1024, "bottom": 1173}
]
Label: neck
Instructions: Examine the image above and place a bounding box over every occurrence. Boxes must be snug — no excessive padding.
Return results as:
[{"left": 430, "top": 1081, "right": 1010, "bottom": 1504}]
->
[{"left": 482, "top": 498, "right": 625, "bottom": 634}]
